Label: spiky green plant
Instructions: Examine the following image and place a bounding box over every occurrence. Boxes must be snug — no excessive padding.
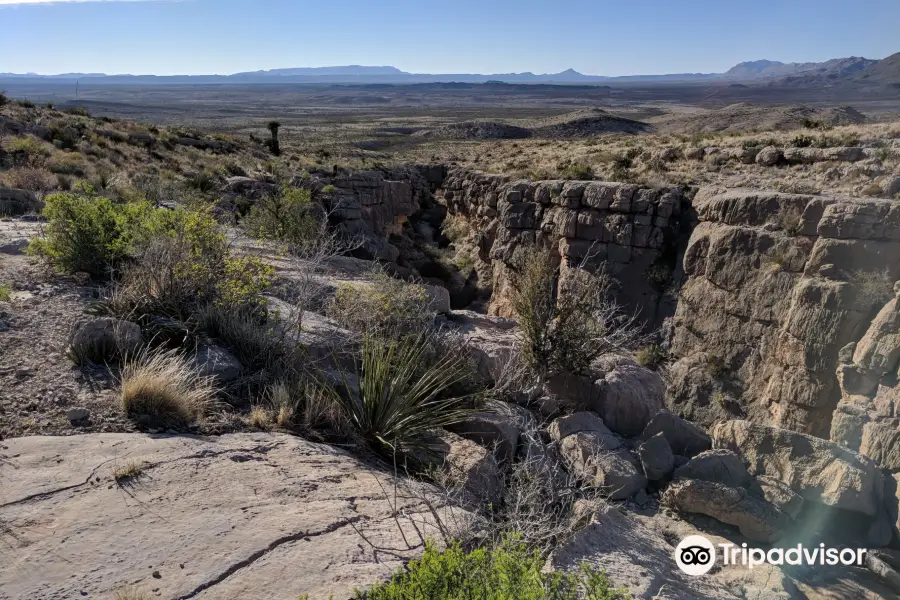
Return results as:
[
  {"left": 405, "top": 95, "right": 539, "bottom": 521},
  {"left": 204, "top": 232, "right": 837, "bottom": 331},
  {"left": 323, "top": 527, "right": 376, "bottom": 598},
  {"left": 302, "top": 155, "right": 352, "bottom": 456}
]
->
[{"left": 330, "top": 333, "right": 478, "bottom": 456}]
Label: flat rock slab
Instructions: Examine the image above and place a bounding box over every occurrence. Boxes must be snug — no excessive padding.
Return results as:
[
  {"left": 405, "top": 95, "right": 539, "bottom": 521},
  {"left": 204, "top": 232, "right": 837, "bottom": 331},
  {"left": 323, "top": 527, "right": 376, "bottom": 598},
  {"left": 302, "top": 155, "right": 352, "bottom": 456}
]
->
[{"left": 0, "top": 433, "right": 461, "bottom": 600}]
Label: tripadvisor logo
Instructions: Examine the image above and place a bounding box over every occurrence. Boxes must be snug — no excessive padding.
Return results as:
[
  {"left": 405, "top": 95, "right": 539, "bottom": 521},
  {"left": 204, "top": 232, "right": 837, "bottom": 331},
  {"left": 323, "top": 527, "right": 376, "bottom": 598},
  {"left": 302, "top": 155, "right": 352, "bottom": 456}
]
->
[
  {"left": 675, "top": 535, "right": 716, "bottom": 576},
  {"left": 674, "top": 535, "right": 868, "bottom": 576}
]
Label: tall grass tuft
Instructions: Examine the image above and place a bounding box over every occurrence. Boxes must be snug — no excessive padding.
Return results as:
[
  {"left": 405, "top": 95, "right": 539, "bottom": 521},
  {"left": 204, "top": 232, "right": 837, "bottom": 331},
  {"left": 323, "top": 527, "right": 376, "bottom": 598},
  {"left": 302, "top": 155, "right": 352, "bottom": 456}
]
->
[{"left": 120, "top": 348, "right": 215, "bottom": 428}]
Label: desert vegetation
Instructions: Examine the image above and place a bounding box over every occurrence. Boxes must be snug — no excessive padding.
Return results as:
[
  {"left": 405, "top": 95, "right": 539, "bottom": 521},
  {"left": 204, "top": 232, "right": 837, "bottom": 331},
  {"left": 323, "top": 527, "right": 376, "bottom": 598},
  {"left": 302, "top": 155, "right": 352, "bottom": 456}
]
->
[{"left": 356, "top": 538, "right": 630, "bottom": 600}]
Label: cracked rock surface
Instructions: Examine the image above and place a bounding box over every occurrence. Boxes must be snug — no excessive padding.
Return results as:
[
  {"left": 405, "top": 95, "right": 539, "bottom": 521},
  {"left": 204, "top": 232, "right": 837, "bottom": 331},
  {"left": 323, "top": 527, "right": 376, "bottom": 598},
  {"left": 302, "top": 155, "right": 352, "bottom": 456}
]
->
[{"left": 0, "top": 433, "right": 465, "bottom": 600}]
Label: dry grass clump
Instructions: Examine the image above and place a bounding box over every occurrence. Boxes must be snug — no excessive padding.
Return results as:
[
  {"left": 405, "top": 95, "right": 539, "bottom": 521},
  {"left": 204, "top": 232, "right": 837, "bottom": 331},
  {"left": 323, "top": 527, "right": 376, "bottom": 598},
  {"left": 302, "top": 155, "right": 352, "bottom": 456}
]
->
[
  {"left": 114, "top": 586, "right": 153, "bottom": 600},
  {"left": 248, "top": 405, "right": 274, "bottom": 429},
  {"left": 195, "top": 305, "right": 286, "bottom": 372},
  {"left": 848, "top": 268, "right": 895, "bottom": 308},
  {"left": 112, "top": 460, "right": 144, "bottom": 483},
  {"left": 120, "top": 349, "right": 215, "bottom": 428},
  {"left": 327, "top": 271, "right": 438, "bottom": 337},
  {"left": 0, "top": 166, "right": 58, "bottom": 192},
  {"left": 262, "top": 378, "right": 350, "bottom": 434}
]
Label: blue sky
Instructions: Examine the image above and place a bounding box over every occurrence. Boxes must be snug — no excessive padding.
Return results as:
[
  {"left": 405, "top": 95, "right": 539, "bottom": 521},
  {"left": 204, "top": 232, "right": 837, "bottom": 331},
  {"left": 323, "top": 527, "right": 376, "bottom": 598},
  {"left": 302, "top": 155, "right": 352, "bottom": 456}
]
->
[{"left": 1, "top": 0, "right": 898, "bottom": 76}]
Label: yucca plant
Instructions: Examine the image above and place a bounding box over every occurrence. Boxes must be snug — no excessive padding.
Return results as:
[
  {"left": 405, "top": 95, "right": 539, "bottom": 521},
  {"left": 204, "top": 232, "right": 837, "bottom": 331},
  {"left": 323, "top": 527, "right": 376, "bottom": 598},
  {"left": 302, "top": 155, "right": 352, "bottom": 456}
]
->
[{"left": 330, "top": 333, "right": 479, "bottom": 457}]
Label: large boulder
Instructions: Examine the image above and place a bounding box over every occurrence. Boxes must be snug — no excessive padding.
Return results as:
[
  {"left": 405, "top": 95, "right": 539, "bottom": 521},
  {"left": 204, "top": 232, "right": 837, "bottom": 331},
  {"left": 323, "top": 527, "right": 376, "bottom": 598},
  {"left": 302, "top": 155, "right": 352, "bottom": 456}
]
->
[
  {"left": 445, "top": 402, "right": 530, "bottom": 464},
  {"left": 69, "top": 318, "right": 144, "bottom": 363},
  {"left": 559, "top": 440, "right": 645, "bottom": 500},
  {"left": 446, "top": 310, "right": 519, "bottom": 383},
  {"left": 420, "top": 431, "right": 504, "bottom": 505},
  {"left": 887, "top": 473, "right": 900, "bottom": 541},
  {"left": 880, "top": 175, "right": 900, "bottom": 198},
  {"left": 0, "top": 186, "right": 43, "bottom": 216},
  {"left": 637, "top": 432, "right": 674, "bottom": 481},
  {"left": 423, "top": 284, "right": 451, "bottom": 314},
  {"left": 755, "top": 475, "right": 805, "bottom": 520},
  {"left": 639, "top": 409, "right": 711, "bottom": 458},
  {"left": 551, "top": 417, "right": 644, "bottom": 500},
  {"left": 663, "top": 479, "right": 789, "bottom": 543},
  {"left": 548, "top": 411, "right": 618, "bottom": 448},
  {"left": 673, "top": 449, "right": 752, "bottom": 488},
  {"left": 590, "top": 355, "right": 665, "bottom": 436},
  {"left": 0, "top": 433, "right": 468, "bottom": 600},
  {"left": 713, "top": 420, "right": 884, "bottom": 516}
]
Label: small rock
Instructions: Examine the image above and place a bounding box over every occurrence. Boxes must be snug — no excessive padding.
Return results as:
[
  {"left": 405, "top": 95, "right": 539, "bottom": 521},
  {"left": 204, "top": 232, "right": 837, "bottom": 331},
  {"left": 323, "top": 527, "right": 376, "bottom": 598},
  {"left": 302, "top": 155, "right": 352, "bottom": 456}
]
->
[
  {"left": 190, "top": 345, "right": 242, "bottom": 383},
  {"left": 66, "top": 407, "right": 90, "bottom": 423}
]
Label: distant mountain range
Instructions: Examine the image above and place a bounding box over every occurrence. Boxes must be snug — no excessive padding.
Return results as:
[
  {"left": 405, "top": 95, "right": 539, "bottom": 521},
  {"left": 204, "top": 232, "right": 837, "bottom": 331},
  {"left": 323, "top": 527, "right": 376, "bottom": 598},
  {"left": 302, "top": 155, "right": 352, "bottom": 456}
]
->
[
  {"left": 723, "top": 57, "right": 878, "bottom": 79},
  {"left": 1, "top": 55, "right": 897, "bottom": 85}
]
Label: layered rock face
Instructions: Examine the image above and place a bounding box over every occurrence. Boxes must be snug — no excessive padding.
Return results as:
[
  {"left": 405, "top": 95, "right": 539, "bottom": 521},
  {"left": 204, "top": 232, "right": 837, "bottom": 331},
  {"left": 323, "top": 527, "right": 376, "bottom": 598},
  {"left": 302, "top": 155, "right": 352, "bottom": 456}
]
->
[
  {"left": 304, "top": 164, "right": 446, "bottom": 261},
  {"left": 437, "top": 168, "right": 687, "bottom": 322},
  {"left": 668, "top": 188, "right": 900, "bottom": 437},
  {"left": 437, "top": 173, "right": 900, "bottom": 439}
]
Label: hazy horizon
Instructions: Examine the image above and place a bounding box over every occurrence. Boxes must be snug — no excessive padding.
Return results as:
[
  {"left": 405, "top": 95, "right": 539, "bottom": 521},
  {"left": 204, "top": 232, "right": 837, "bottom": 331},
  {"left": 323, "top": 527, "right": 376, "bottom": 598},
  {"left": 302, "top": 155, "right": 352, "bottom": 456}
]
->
[{"left": 1, "top": 0, "right": 897, "bottom": 77}]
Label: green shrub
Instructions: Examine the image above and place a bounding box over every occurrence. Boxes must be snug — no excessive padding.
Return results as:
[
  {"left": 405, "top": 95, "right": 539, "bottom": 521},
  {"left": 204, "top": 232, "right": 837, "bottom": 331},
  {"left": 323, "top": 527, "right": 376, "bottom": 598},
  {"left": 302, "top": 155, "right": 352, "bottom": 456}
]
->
[
  {"left": 97, "top": 208, "right": 273, "bottom": 318},
  {"left": 789, "top": 135, "right": 814, "bottom": 148},
  {"left": 511, "top": 249, "right": 642, "bottom": 376},
  {"left": 243, "top": 184, "right": 319, "bottom": 249},
  {"left": 65, "top": 106, "right": 90, "bottom": 117},
  {"left": 634, "top": 344, "right": 666, "bottom": 370},
  {"left": 328, "top": 333, "right": 478, "bottom": 457},
  {"left": 50, "top": 126, "right": 81, "bottom": 150},
  {"left": 0, "top": 284, "right": 11, "bottom": 302},
  {"left": 6, "top": 135, "right": 50, "bottom": 166},
  {"left": 328, "top": 273, "right": 437, "bottom": 337},
  {"left": 361, "top": 537, "right": 630, "bottom": 600},
  {"left": 184, "top": 170, "right": 218, "bottom": 193},
  {"left": 559, "top": 162, "right": 594, "bottom": 180},
  {"left": 196, "top": 305, "right": 285, "bottom": 371},
  {"left": 321, "top": 184, "right": 336, "bottom": 193},
  {"left": 28, "top": 191, "right": 164, "bottom": 275}
]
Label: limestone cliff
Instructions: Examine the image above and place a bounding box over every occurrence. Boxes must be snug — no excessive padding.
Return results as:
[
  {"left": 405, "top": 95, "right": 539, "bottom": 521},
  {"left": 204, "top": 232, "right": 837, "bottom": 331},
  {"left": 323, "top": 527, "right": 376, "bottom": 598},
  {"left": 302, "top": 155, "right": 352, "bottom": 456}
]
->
[
  {"left": 436, "top": 168, "right": 687, "bottom": 322},
  {"left": 669, "top": 188, "right": 900, "bottom": 437}
]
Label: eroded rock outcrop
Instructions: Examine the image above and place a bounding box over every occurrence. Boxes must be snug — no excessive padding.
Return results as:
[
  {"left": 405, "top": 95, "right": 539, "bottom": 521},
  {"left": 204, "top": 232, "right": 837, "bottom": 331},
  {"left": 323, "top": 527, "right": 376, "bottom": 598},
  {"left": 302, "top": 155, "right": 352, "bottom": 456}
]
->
[
  {"left": 669, "top": 188, "right": 900, "bottom": 437},
  {"left": 437, "top": 169, "right": 687, "bottom": 322},
  {"left": 713, "top": 419, "right": 884, "bottom": 517}
]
